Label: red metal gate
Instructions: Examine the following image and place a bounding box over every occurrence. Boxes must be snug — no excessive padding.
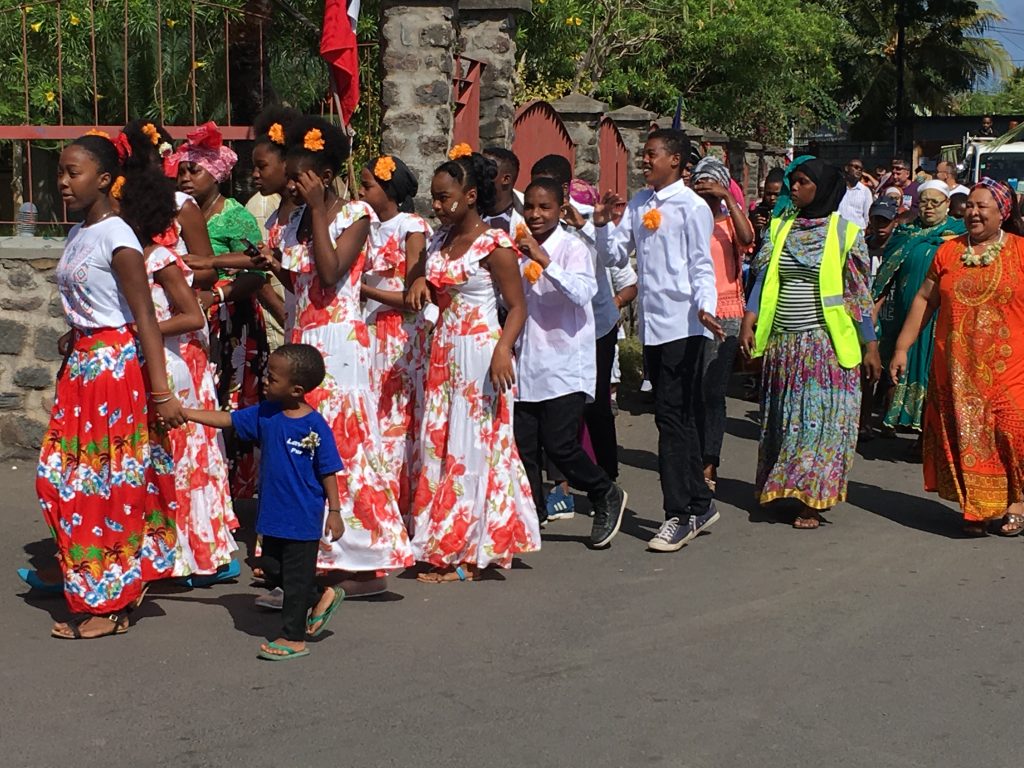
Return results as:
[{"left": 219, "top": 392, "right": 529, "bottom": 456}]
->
[
  {"left": 511, "top": 100, "right": 575, "bottom": 190},
  {"left": 598, "top": 117, "right": 627, "bottom": 198},
  {"left": 452, "top": 55, "right": 483, "bottom": 150}
]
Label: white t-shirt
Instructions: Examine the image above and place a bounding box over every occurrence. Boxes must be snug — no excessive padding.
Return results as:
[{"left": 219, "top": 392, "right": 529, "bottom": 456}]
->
[{"left": 57, "top": 216, "right": 143, "bottom": 329}]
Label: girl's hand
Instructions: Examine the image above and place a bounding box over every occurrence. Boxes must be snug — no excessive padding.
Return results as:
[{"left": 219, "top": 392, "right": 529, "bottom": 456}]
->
[
  {"left": 889, "top": 348, "right": 908, "bottom": 384},
  {"left": 296, "top": 170, "right": 327, "bottom": 211},
  {"left": 183, "top": 253, "right": 215, "bottom": 272},
  {"left": 593, "top": 191, "right": 624, "bottom": 227},
  {"left": 57, "top": 330, "right": 73, "bottom": 357},
  {"left": 325, "top": 510, "right": 344, "bottom": 542},
  {"left": 693, "top": 179, "right": 730, "bottom": 201},
  {"left": 154, "top": 394, "right": 186, "bottom": 429},
  {"left": 561, "top": 203, "right": 587, "bottom": 230},
  {"left": 252, "top": 242, "right": 281, "bottom": 272},
  {"left": 516, "top": 234, "right": 550, "bottom": 268},
  {"left": 739, "top": 319, "right": 756, "bottom": 358},
  {"left": 489, "top": 346, "right": 516, "bottom": 393},
  {"left": 862, "top": 342, "right": 882, "bottom": 384},
  {"left": 405, "top": 276, "right": 431, "bottom": 311}
]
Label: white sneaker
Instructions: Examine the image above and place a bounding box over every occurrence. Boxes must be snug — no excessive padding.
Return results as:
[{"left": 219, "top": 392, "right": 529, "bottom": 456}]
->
[
  {"left": 254, "top": 587, "right": 284, "bottom": 610},
  {"left": 640, "top": 380, "right": 653, "bottom": 393}
]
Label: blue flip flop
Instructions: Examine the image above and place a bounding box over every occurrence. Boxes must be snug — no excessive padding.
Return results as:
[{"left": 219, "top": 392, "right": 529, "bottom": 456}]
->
[
  {"left": 257, "top": 641, "right": 310, "bottom": 661},
  {"left": 180, "top": 560, "right": 241, "bottom": 588},
  {"left": 306, "top": 586, "right": 345, "bottom": 637},
  {"left": 17, "top": 568, "right": 63, "bottom": 594}
]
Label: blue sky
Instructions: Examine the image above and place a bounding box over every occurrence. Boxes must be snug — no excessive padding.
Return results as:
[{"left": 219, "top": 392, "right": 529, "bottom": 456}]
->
[{"left": 992, "top": 0, "right": 1024, "bottom": 75}]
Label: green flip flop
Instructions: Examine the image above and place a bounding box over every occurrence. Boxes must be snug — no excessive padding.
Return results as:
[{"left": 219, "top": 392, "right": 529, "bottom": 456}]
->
[
  {"left": 257, "top": 641, "right": 310, "bottom": 661},
  {"left": 306, "top": 586, "right": 345, "bottom": 638}
]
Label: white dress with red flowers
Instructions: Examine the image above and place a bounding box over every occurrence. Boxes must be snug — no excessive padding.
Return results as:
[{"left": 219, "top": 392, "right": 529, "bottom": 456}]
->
[
  {"left": 410, "top": 229, "right": 541, "bottom": 568},
  {"left": 281, "top": 201, "right": 413, "bottom": 571},
  {"left": 146, "top": 245, "right": 238, "bottom": 576},
  {"left": 364, "top": 212, "right": 434, "bottom": 519}
]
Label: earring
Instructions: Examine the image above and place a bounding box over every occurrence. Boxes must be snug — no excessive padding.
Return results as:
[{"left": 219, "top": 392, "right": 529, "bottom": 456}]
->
[{"left": 450, "top": 201, "right": 459, "bottom": 212}]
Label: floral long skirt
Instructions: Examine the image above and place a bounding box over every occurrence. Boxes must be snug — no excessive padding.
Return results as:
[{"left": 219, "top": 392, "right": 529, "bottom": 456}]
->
[
  {"left": 165, "top": 334, "right": 238, "bottom": 576},
  {"left": 755, "top": 328, "right": 861, "bottom": 510},
  {"left": 36, "top": 327, "right": 177, "bottom": 614}
]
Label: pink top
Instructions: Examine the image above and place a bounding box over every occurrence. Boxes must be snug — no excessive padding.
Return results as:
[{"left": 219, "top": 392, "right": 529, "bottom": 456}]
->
[{"left": 710, "top": 217, "right": 745, "bottom": 319}]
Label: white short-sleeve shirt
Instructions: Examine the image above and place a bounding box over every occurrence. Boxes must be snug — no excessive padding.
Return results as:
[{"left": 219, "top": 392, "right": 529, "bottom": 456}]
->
[{"left": 56, "top": 216, "right": 143, "bottom": 329}]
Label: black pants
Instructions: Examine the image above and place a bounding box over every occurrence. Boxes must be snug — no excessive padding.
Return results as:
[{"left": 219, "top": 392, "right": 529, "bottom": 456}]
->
[
  {"left": 515, "top": 393, "right": 614, "bottom": 519},
  {"left": 646, "top": 336, "right": 713, "bottom": 520},
  {"left": 584, "top": 327, "right": 621, "bottom": 480},
  {"left": 701, "top": 318, "right": 742, "bottom": 468},
  {"left": 256, "top": 536, "right": 322, "bottom": 642}
]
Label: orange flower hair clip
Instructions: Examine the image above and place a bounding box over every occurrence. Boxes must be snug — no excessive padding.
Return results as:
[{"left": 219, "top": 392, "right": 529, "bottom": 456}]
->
[
  {"left": 448, "top": 143, "right": 473, "bottom": 160},
  {"left": 110, "top": 175, "right": 126, "bottom": 200},
  {"left": 267, "top": 122, "right": 285, "bottom": 145},
  {"left": 303, "top": 128, "right": 325, "bottom": 152},
  {"left": 523, "top": 260, "right": 543, "bottom": 284},
  {"left": 85, "top": 128, "right": 111, "bottom": 139},
  {"left": 374, "top": 155, "right": 397, "bottom": 181},
  {"left": 141, "top": 123, "right": 160, "bottom": 146},
  {"left": 642, "top": 208, "right": 662, "bottom": 231}
]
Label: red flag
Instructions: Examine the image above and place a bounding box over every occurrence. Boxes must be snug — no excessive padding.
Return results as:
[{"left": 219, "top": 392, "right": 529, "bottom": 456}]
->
[{"left": 320, "top": 0, "right": 359, "bottom": 125}]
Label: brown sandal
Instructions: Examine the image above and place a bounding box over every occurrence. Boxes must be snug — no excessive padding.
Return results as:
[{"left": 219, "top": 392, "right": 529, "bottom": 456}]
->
[
  {"left": 999, "top": 514, "right": 1024, "bottom": 537},
  {"left": 51, "top": 612, "right": 129, "bottom": 640},
  {"left": 793, "top": 513, "right": 821, "bottom": 530}
]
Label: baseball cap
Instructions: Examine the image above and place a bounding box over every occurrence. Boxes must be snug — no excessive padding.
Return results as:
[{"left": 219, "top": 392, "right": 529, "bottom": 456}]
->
[{"left": 869, "top": 198, "right": 898, "bottom": 221}]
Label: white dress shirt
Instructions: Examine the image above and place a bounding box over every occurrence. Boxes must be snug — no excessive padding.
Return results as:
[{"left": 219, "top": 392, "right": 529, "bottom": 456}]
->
[
  {"left": 596, "top": 179, "right": 716, "bottom": 345},
  {"left": 515, "top": 224, "right": 599, "bottom": 402},
  {"left": 567, "top": 203, "right": 638, "bottom": 338},
  {"left": 838, "top": 182, "right": 872, "bottom": 229}
]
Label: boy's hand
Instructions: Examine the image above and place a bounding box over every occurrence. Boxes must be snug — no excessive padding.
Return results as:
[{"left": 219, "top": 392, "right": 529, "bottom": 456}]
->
[{"left": 325, "top": 509, "right": 344, "bottom": 542}]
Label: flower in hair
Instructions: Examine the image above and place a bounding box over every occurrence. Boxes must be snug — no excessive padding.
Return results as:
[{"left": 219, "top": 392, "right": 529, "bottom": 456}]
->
[
  {"left": 110, "top": 175, "right": 126, "bottom": 200},
  {"left": 114, "top": 132, "right": 133, "bottom": 163},
  {"left": 268, "top": 122, "right": 285, "bottom": 146},
  {"left": 142, "top": 123, "right": 160, "bottom": 146},
  {"left": 185, "top": 121, "right": 223, "bottom": 150},
  {"left": 85, "top": 128, "right": 111, "bottom": 140},
  {"left": 642, "top": 208, "right": 662, "bottom": 231},
  {"left": 158, "top": 141, "right": 172, "bottom": 158},
  {"left": 448, "top": 143, "right": 473, "bottom": 160},
  {"left": 374, "top": 155, "right": 396, "bottom": 181},
  {"left": 304, "top": 128, "right": 325, "bottom": 152}
]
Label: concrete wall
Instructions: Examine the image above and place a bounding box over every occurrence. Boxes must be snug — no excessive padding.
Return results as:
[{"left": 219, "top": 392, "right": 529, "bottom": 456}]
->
[{"left": 0, "top": 237, "right": 67, "bottom": 459}]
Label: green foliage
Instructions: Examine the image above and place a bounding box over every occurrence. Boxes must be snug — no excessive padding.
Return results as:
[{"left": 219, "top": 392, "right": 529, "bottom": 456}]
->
[{"left": 954, "top": 67, "right": 1024, "bottom": 115}]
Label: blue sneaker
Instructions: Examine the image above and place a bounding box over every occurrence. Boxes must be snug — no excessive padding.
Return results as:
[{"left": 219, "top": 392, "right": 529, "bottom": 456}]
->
[
  {"left": 545, "top": 486, "right": 576, "bottom": 521},
  {"left": 647, "top": 503, "right": 720, "bottom": 552}
]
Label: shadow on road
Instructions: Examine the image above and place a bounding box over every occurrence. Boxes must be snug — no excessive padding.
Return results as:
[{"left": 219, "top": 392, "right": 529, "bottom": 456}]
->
[
  {"left": 724, "top": 415, "right": 760, "bottom": 442},
  {"left": 619, "top": 446, "right": 657, "bottom": 472},
  {"left": 846, "top": 479, "right": 963, "bottom": 538}
]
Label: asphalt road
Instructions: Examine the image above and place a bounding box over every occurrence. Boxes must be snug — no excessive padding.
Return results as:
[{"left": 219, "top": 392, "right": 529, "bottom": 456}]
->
[{"left": 3, "top": 395, "right": 1022, "bottom": 768}]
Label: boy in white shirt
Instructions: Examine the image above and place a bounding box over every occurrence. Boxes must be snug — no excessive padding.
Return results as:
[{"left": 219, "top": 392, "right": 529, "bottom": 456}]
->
[
  {"left": 595, "top": 128, "right": 723, "bottom": 553},
  {"left": 514, "top": 178, "right": 628, "bottom": 548}
]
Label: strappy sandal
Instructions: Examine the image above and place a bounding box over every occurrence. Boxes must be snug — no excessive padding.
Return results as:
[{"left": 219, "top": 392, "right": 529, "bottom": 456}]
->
[
  {"left": 416, "top": 565, "right": 475, "bottom": 583},
  {"left": 51, "top": 612, "right": 129, "bottom": 640},
  {"left": 1000, "top": 513, "right": 1024, "bottom": 537},
  {"left": 793, "top": 513, "right": 821, "bottom": 530}
]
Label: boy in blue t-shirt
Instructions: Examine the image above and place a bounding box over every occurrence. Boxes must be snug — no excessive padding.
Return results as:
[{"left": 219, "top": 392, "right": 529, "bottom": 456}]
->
[{"left": 184, "top": 343, "right": 344, "bottom": 661}]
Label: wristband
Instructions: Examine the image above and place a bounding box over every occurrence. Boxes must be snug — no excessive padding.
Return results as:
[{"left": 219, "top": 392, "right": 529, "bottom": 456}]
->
[
  {"left": 327, "top": 508, "right": 341, "bottom": 514},
  {"left": 151, "top": 396, "right": 173, "bottom": 404},
  {"left": 149, "top": 390, "right": 172, "bottom": 397},
  {"left": 216, "top": 286, "right": 226, "bottom": 303}
]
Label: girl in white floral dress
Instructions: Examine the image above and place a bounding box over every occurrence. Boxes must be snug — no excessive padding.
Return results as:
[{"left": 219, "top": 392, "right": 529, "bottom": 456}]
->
[
  {"left": 407, "top": 148, "right": 541, "bottom": 583},
  {"left": 358, "top": 155, "right": 434, "bottom": 522},
  {"left": 275, "top": 117, "right": 413, "bottom": 585}
]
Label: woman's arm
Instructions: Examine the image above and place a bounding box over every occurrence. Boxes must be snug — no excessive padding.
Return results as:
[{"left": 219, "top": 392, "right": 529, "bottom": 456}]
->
[
  {"left": 154, "top": 263, "right": 205, "bottom": 337},
  {"left": 485, "top": 246, "right": 526, "bottom": 392},
  {"left": 726, "top": 196, "right": 754, "bottom": 248},
  {"left": 890, "top": 277, "right": 939, "bottom": 382},
  {"left": 111, "top": 247, "right": 185, "bottom": 427},
  {"left": 177, "top": 201, "right": 218, "bottom": 289},
  {"left": 256, "top": 280, "right": 287, "bottom": 326}
]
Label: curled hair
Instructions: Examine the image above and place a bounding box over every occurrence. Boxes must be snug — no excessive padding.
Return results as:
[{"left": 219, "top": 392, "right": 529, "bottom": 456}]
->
[
  {"left": 765, "top": 167, "right": 786, "bottom": 186},
  {"left": 69, "top": 134, "right": 121, "bottom": 183},
  {"left": 483, "top": 146, "right": 520, "bottom": 180},
  {"left": 647, "top": 128, "right": 691, "bottom": 162},
  {"left": 285, "top": 115, "right": 350, "bottom": 174},
  {"left": 119, "top": 119, "right": 173, "bottom": 173},
  {"left": 119, "top": 166, "right": 178, "bottom": 244},
  {"left": 530, "top": 154, "right": 572, "bottom": 187},
  {"left": 434, "top": 152, "right": 497, "bottom": 215},
  {"left": 525, "top": 177, "right": 564, "bottom": 206},
  {"left": 253, "top": 105, "right": 302, "bottom": 157},
  {"left": 273, "top": 343, "right": 327, "bottom": 391}
]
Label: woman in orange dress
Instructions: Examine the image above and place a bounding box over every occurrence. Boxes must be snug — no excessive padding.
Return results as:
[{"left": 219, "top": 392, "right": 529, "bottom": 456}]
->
[{"left": 891, "top": 178, "right": 1024, "bottom": 536}]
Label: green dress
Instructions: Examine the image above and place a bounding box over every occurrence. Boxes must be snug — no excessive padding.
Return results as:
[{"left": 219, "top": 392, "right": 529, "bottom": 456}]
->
[{"left": 873, "top": 215, "right": 966, "bottom": 430}]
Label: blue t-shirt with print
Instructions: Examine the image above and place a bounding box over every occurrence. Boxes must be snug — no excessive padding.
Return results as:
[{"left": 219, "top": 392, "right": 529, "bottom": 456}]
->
[{"left": 231, "top": 402, "right": 344, "bottom": 541}]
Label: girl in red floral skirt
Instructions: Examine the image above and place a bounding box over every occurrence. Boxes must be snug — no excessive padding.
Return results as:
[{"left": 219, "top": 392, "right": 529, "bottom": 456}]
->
[{"left": 36, "top": 133, "right": 186, "bottom": 639}]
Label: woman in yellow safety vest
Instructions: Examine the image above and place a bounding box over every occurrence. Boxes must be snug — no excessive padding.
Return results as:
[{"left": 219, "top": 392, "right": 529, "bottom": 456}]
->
[{"left": 739, "top": 159, "right": 882, "bottom": 529}]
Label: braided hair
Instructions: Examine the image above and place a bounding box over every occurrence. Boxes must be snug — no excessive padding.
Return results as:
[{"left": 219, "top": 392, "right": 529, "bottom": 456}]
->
[{"left": 434, "top": 152, "right": 498, "bottom": 215}]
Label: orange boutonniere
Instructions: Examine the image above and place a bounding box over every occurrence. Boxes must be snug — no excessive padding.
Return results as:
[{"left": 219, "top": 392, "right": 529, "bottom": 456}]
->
[
  {"left": 374, "top": 155, "right": 397, "bottom": 181},
  {"left": 642, "top": 208, "right": 662, "bottom": 231},
  {"left": 303, "top": 128, "right": 324, "bottom": 152},
  {"left": 141, "top": 122, "right": 160, "bottom": 146},
  {"left": 110, "top": 175, "right": 126, "bottom": 200},
  {"left": 267, "top": 122, "right": 285, "bottom": 146},
  {"left": 448, "top": 143, "right": 473, "bottom": 160},
  {"left": 523, "top": 260, "right": 543, "bottom": 284},
  {"left": 514, "top": 223, "right": 529, "bottom": 241}
]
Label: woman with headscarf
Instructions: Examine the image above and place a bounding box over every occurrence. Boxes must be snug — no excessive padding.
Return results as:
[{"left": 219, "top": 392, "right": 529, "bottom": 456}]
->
[
  {"left": 168, "top": 122, "right": 269, "bottom": 499},
  {"left": 357, "top": 155, "right": 434, "bottom": 520},
  {"left": 692, "top": 157, "right": 753, "bottom": 491},
  {"left": 739, "top": 158, "right": 881, "bottom": 528},
  {"left": 873, "top": 180, "right": 965, "bottom": 444},
  {"left": 891, "top": 178, "right": 1024, "bottom": 536}
]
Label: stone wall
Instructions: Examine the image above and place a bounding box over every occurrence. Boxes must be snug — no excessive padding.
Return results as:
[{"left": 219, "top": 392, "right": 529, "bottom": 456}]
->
[{"left": 0, "top": 237, "right": 67, "bottom": 459}]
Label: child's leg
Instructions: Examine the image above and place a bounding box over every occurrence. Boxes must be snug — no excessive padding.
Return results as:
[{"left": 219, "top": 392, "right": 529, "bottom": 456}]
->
[
  {"left": 256, "top": 535, "right": 285, "bottom": 589},
  {"left": 513, "top": 400, "right": 546, "bottom": 519},
  {"left": 541, "top": 393, "right": 613, "bottom": 500},
  {"left": 278, "top": 538, "right": 321, "bottom": 642}
]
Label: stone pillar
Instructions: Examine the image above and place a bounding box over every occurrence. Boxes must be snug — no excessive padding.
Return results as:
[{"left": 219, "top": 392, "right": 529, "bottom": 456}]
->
[
  {"left": 606, "top": 105, "right": 657, "bottom": 195},
  {"left": 457, "top": 0, "right": 531, "bottom": 148},
  {"left": 380, "top": 0, "right": 458, "bottom": 213},
  {"left": 552, "top": 92, "right": 608, "bottom": 183}
]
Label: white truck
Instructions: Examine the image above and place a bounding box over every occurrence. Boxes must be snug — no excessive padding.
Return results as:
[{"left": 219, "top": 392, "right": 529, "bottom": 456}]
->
[{"left": 957, "top": 134, "right": 1024, "bottom": 191}]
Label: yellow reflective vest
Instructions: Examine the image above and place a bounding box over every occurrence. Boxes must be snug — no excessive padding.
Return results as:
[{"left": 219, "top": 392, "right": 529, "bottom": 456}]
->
[{"left": 753, "top": 213, "right": 863, "bottom": 369}]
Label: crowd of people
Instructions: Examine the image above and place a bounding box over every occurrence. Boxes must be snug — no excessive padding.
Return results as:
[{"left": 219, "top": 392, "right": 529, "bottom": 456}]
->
[{"left": 19, "top": 113, "right": 1024, "bottom": 659}]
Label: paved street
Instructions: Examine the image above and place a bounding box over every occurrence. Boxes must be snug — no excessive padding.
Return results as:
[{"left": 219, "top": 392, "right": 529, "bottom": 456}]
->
[{"left": 3, "top": 394, "right": 1023, "bottom": 768}]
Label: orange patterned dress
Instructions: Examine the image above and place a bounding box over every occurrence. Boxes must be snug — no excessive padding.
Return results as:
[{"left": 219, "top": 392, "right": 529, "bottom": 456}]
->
[{"left": 924, "top": 233, "right": 1024, "bottom": 521}]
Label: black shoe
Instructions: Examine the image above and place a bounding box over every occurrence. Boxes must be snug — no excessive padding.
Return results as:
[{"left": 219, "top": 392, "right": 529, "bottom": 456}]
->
[{"left": 590, "top": 484, "right": 627, "bottom": 548}]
